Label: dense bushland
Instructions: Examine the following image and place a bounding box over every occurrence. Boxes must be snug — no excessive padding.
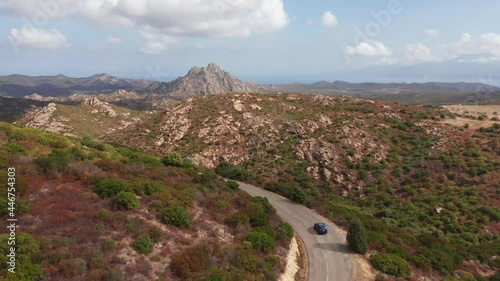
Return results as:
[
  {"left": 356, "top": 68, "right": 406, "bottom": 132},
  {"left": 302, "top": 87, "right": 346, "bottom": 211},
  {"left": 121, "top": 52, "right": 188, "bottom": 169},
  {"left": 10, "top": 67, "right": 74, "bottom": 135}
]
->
[{"left": 0, "top": 122, "right": 293, "bottom": 280}]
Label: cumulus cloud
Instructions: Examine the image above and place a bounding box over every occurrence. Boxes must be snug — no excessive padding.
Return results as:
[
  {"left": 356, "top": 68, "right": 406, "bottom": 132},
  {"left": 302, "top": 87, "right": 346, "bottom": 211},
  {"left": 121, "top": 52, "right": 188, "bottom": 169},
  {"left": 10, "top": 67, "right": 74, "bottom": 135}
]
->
[
  {"left": 0, "top": 0, "right": 290, "bottom": 53},
  {"left": 424, "top": 29, "right": 439, "bottom": 37},
  {"left": 8, "top": 28, "right": 69, "bottom": 49},
  {"left": 405, "top": 43, "right": 434, "bottom": 63},
  {"left": 344, "top": 40, "right": 391, "bottom": 56},
  {"left": 107, "top": 36, "right": 123, "bottom": 44},
  {"left": 441, "top": 32, "right": 500, "bottom": 59},
  {"left": 321, "top": 11, "right": 338, "bottom": 27}
]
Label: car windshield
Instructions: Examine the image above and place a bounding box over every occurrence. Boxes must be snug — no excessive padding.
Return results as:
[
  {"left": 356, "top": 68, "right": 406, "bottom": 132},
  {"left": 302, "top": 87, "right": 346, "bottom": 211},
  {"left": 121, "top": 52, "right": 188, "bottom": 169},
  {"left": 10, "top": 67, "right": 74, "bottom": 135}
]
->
[{"left": 317, "top": 223, "right": 326, "bottom": 228}]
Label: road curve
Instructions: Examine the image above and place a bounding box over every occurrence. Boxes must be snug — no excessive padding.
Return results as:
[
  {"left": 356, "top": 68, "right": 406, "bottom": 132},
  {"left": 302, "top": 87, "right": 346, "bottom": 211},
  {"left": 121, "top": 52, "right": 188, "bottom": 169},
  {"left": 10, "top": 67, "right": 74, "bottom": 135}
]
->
[{"left": 237, "top": 181, "right": 352, "bottom": 281}]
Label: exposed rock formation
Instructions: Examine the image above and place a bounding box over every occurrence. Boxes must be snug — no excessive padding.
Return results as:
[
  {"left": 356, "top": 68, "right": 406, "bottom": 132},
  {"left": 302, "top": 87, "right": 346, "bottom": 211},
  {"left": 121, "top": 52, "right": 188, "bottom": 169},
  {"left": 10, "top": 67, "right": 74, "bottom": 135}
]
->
[
  {"left": 19, "top": 103, "right": 75, "bottom": 136},
  {"left": 146, "top": 63, "right": 259, "bottom": 100},
  {"left": 81, "top": 97, "right": 117, "bottom": 117}
]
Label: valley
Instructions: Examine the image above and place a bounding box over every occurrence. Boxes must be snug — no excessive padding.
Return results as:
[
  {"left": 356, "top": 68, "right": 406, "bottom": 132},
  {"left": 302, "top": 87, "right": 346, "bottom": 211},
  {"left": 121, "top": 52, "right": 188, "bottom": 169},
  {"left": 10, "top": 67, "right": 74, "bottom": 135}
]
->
[{"left": 0, "top": 64, "right": 499, "bottom": 281}]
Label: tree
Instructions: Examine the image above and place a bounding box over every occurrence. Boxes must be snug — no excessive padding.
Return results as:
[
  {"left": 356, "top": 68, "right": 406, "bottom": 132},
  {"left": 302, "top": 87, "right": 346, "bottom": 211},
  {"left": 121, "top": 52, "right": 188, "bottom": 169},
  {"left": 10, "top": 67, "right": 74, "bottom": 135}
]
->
[
  {"left": 115, "top": 192, "right": 139, "bottom": 210},
  {"left": 162, "top": 204, "right": 193, "bottom": 228},
  {"left": 134, "top": 234, "right": 154, "bottom": 254},
  {"left": 347, "top": 218, "right": 368, "bottom": 254}
]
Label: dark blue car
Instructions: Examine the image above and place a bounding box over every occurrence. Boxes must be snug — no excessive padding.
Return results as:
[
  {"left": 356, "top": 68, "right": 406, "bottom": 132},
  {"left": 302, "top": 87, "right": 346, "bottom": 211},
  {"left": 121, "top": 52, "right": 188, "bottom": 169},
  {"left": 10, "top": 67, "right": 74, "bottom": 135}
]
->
[{"left": 314, "top": 222, "right": 328, "bottom": 235}]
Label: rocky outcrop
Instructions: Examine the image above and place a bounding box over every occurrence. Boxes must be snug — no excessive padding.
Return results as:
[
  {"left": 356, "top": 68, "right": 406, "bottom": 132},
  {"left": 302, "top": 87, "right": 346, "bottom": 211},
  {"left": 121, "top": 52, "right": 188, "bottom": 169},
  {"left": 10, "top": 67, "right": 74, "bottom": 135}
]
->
[
  {"left": 81, "top": 97, "right": 117, "bottom": 117},
  {"left": 23, "top": 93, "right": 48, "bottom": 101},
  {"left": 20, "top": 103, "right": 75, "bottom": 136}
]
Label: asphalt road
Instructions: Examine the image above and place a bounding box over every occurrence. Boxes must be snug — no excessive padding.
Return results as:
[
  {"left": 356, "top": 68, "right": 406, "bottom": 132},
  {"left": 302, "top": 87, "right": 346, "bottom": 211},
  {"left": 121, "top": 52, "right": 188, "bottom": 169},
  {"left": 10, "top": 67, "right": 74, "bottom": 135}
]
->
[{"left": 238, "top": 181, "right": 352, "bottom": 281}]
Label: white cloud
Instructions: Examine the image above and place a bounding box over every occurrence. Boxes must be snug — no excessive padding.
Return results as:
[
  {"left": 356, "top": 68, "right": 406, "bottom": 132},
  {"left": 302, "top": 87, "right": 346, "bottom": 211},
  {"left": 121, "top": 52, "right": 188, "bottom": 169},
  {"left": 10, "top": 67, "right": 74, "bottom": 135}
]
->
[
  {"left": 138, "top": 30, "right": 179, "bottom": 54},
  {"left": 344, "top": 40, "right": 391, "bottom": 56},
  {"left": 0, "top": 0, "right": 290, "bottom": 53},
  {"left": 321, "top": 11, "right": 338, "bottom": 27},
  {"left": 424, "top": 29, "right": 439, "bottom": 37},
  {"left": 405, "top": 43, "right": 434, "bottom": 63},
  {"left": 440, "top": 32, "right": 500, "bottom": 59},
  {"left": 8, "top": 28, "right": 68, "bottom": 49},
  {"left": 107, "top": 36, "right": 122, "bottom": 44}
]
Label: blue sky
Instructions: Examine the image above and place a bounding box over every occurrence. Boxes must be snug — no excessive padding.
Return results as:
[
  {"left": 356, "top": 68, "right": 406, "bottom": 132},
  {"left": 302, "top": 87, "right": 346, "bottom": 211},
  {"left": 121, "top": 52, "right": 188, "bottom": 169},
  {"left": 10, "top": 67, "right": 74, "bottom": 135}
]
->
[{"left": 0, "top": 0, "right": 499, "bottom": 84}]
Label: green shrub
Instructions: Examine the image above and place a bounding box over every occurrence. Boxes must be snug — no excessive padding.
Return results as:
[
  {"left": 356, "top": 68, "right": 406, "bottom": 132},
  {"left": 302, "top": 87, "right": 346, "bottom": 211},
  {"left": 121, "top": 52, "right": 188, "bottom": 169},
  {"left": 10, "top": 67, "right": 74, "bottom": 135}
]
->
[
  {"left": 224, "top": 212, "right": 250, "bottom": 228},
  {"left": 128, "top": 151, "right": 162, "bottom": 166},
  {"left": 370, "top": 253, "right": 412, "bottom": 278},
  {"left": 94, "top": 178, "right": 130, "bottom": 198},
  {"left": 290, "top": 187, "right": 308, "bottom": 205},
  {"left": 35, "top": 148, "right": 73, "bottom": 173},
  {"left": 347, "top": 218, "right": 368, "bottom": 254},
  {"left": 145, "top": 182, "right": 166, "bottom": 195},
  {"left": 193, "top": 171, "right": 217, "bottom": 185},
  {"left": 253, "top": 226, "right": 276, "bottom": 239},
  {"left": 101, "top": 268, "right": 124, "bottom": 281},
  {"left": 134, "top": 234, "right": 154, "bottom": 254},
  {"left": 226, "top": 180, "right": 239, "bottom": 190},
  {"left": 205, "top": 267, "right": 227, "bottom": 281},
  {"left": 246, "top": 231, "right": 275, "bottom": 252},
  {"left": 115, "top": 192, "right": 139, "bottom": 210},
  {"left": 276, "top": 223, "right": 294, "bottom": 240},
  {"left": 161, "top": 204, "right": 193, "bottom": 229},
  {"left": 7, "top": 143, "right": 25, "bottom": 153},
  {"left": 249, "top": 209, "right": 270, "bottom": 227},
  {"left": 215, "top": 200, "right": 229, "bottom": 212},
  {"left": 81, "top": 136, "right": 105, "bottom": 151},
  {"left": 162, "top": 152, "right": 193, "bottom": 168},
  {"left": 0, "top": 233, "right": 42, "bottom": 280},
  {"left": 102, "top": 239, "right": 117, "bottom": 251},
  {"left": 252, "top": 196, "right": 275, "bottom": 214},
  {"left": 215, "top": 162, "right": 253, "bottom": 181}
]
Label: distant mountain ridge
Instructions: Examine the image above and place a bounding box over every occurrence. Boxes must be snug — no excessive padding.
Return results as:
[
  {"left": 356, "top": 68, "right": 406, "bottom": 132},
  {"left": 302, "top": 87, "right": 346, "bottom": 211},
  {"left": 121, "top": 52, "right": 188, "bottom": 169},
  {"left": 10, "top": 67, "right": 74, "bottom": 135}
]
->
[
  {"left": 2, "top": 63, "right": 499, "bottom": 106},
  {"left": 266, "top": 81, "right": 499, "bottom": 95},
  {"left": 0, "top": 73, "right": 152, "bottom": 98}
]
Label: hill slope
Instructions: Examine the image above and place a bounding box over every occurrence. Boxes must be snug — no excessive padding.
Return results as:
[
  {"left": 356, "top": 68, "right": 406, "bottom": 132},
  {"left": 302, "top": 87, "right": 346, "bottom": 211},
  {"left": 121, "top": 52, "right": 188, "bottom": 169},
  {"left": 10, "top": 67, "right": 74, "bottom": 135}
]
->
[
  {"left": 15, "top": 97, "right": 152, "bottom": 138},
  {"left": 115, "top": 93, "right": 499, "bottom": 279},
  {"left": 0, "top": 122, "right": 294, "bottom": 280}
]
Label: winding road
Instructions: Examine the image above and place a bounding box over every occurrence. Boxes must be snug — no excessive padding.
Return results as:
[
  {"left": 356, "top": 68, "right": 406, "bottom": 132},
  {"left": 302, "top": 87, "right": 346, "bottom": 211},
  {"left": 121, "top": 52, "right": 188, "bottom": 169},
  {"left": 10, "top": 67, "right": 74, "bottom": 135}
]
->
[{"left": 238, "top": 181, "right": 352, "bottom": 281}]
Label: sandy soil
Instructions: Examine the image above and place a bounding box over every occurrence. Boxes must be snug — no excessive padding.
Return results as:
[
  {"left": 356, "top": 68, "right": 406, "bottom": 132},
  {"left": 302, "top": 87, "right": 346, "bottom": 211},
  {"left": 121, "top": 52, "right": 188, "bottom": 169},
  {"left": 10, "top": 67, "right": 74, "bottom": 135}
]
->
[
  {"left": 351, "top": 254, "right": 377, "bottom": 281},
  {"left": 444, "top": 105, "right": 500, "bottom": 117},
  {"left": 443, "top": 105, "right": 500, "bottom": 129},
  {"left": 279, "top": 236, "right": 300, "bottom": 281}
]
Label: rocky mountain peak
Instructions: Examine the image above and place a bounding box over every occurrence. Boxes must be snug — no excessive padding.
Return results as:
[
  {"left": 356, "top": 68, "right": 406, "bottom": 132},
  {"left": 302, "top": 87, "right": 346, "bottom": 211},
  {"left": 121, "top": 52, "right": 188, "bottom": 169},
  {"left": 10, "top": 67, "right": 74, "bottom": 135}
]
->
[
  {"left": 187, "top": 63, "right": 224, "bottom": 77},
  {"left": 146, "top": 63, "right": 259, "bottom": 103}
]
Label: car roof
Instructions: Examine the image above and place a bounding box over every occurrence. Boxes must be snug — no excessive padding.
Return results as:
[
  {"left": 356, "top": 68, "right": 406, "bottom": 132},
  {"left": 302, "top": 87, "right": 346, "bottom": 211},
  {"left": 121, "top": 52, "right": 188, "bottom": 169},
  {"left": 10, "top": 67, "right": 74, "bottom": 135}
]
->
[{"left": 315, "top": 222, "right": 326, "bottom": 227}]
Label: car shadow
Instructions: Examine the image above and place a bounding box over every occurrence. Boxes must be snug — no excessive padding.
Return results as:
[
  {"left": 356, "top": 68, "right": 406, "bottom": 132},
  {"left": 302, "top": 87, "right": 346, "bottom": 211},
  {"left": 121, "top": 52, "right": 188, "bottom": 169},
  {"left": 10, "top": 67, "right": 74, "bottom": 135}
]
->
[
  {"left": 307, "top": 226, "right": 318, "bottom": 235},
  {"left": 312, "top": 242, "right": 351, "bottom": 254}
]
